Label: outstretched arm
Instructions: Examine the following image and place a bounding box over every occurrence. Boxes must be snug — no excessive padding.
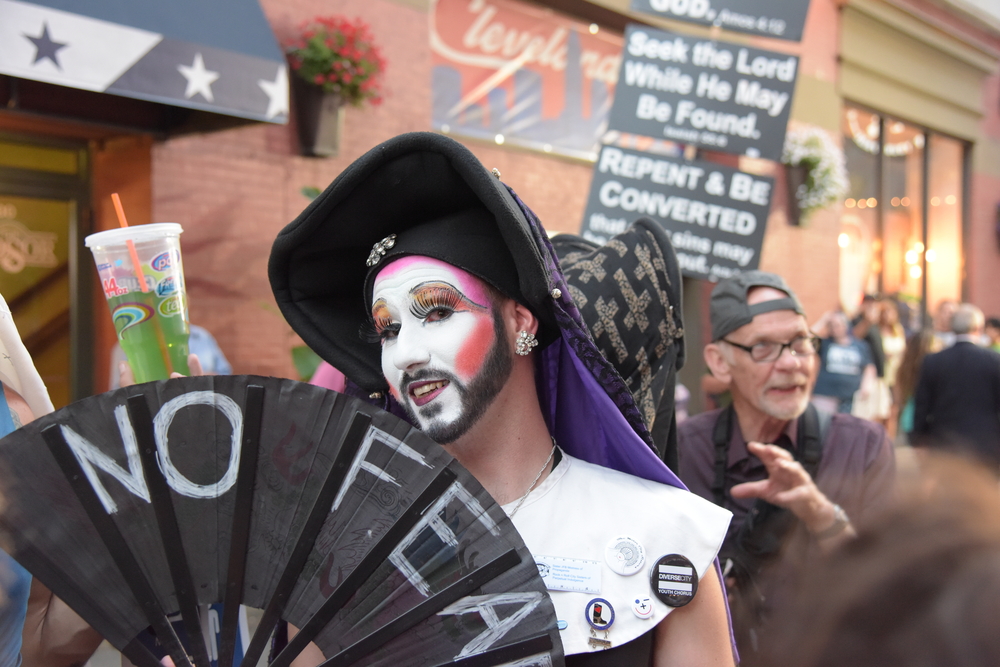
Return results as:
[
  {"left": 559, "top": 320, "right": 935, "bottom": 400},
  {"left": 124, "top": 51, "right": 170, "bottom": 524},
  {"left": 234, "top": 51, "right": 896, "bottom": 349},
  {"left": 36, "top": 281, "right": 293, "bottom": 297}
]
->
[
  {"left": 810, "top": 311, "right": 834, "bottom": 338},
  {"left": 21, "top": 581, "right": 103, "bottom": 667}
]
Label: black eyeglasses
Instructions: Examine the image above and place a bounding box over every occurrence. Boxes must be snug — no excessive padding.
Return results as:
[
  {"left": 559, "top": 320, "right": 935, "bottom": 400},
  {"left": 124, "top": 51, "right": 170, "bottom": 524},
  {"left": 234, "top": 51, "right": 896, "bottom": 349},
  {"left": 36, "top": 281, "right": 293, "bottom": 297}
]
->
[{"left": 722, "top": 334, "right": 821, "bottom": 363}]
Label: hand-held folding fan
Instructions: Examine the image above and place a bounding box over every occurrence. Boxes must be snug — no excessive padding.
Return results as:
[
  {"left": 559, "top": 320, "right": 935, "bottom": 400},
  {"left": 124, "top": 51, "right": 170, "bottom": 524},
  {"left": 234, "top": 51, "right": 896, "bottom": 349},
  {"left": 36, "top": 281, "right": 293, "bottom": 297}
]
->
[{"left": 0, "top": 375, "right": 562, "bottom": 667}]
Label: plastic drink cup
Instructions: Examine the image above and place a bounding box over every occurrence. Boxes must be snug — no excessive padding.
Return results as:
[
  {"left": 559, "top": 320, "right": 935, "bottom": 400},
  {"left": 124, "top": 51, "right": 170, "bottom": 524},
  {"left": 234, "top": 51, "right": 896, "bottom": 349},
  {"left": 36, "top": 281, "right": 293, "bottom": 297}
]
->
[{"left": 85, "top": 223, "right": 190, "bottom": 383}]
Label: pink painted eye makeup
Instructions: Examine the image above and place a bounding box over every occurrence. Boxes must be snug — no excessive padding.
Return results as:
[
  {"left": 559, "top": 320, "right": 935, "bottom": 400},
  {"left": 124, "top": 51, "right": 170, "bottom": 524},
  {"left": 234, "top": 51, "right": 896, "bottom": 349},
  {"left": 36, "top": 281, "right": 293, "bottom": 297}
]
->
[{"left": 409, "top": 282, "right": 487, "bottom": 319}]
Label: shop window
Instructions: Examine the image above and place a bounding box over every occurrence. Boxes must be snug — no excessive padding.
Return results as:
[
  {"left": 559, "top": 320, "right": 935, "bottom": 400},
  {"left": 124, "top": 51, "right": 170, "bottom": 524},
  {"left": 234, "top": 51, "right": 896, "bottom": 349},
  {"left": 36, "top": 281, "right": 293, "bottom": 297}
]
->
[
  {"left": 840, "top": 104, "right": 965, "bottom": 324},
  {"left": 926, "top": 134, "right": 964, "bottom": 312},
  {"left": 0, "top": 137, "right": 88, "bottom": 408}
]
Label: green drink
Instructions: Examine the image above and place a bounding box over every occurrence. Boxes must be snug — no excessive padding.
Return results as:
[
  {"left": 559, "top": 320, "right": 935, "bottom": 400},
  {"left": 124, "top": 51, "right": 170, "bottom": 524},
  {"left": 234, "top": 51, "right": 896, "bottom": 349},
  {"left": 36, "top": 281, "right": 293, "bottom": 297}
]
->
[
  {"left": 86, "top": 223, "right": 191, "bottom": 384},
  {"left": 109, "top": 291, "right": 190, "bottom": 383}
]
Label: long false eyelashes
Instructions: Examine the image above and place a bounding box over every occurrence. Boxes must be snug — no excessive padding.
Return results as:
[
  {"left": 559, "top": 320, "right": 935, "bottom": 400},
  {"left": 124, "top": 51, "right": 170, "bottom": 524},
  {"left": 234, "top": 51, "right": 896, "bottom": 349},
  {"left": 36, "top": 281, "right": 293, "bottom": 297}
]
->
[
  {"left": 410, "top": 283, "right": 487, "bottom": 319},
  {"left": 360, "top": 322, "right": 385, "bottom": 345},
  {"left": 369, "top": 300, "right": 397, "bottom": 342},
  {"left": 367, "top": 283, "right": 487, "bottom": 343}
]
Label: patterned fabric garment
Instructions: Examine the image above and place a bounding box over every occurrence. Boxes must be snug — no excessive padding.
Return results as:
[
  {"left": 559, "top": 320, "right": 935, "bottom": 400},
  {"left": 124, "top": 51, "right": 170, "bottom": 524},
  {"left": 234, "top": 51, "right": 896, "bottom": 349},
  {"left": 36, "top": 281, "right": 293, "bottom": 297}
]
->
[
  {"left": 508, "top": 187, "right": 676, "bottom": 478},
  {"left": 552, "top": 219, "right": 685, "bottom": 459}
]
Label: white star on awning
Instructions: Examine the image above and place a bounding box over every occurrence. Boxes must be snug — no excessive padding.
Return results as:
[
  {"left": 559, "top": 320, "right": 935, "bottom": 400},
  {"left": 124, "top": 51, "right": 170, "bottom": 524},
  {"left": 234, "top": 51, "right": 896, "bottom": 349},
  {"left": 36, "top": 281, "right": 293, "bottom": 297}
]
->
[
  {"left": 258, "top": 65, "right": 289, "bottom": 120},
  {"left": 178, "top": 52, "right": 219, "bottom": 102}
]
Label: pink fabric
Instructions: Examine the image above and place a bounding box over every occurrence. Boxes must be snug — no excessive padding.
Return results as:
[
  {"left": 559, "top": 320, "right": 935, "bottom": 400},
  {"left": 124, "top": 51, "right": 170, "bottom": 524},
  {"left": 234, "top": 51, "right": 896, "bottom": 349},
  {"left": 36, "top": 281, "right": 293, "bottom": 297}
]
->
[{"left": 309, "top": 361, "right": 346, "bottom": 393}]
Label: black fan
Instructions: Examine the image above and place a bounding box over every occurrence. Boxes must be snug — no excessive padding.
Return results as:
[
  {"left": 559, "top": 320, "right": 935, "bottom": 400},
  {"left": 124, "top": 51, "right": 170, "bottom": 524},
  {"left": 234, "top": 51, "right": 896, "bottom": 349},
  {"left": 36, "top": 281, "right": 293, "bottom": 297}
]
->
[{"left": 0, "top": 375, "right": 562, "bottom": 667}]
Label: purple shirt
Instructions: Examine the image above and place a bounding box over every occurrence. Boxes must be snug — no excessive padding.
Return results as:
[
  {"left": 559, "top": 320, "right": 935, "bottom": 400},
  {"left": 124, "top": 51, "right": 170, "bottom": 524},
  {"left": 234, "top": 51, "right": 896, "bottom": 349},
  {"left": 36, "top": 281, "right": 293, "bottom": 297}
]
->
[
  {"left": 678, "top": 409, "right": 895, "bottom": 544},
  {"left": 677, "top": 408, "right": 895, "bottom": 621}
]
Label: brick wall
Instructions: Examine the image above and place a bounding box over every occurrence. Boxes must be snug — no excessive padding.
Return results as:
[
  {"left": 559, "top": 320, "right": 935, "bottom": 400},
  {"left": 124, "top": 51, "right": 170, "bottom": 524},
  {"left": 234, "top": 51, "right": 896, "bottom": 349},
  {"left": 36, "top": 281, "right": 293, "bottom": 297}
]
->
[
  {"left": 150, "top": 0, "right": 597, "bottom": 380},
  {"left": 152, "top": 0, "right": 996, "bottom": 385}
]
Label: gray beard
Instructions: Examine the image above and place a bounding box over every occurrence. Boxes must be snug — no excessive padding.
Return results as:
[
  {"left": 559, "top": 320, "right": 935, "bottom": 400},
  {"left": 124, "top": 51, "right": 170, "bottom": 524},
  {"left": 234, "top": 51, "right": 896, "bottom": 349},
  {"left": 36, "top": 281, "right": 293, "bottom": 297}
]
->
[{"left": 401, "top": 309, "right": 514, "bottom": 444}]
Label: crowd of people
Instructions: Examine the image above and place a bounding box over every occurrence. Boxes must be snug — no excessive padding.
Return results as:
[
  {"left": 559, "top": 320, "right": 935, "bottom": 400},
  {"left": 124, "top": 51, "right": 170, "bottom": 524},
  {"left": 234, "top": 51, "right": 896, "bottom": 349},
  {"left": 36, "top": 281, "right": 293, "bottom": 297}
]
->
[
  {"left": 795, "top": 294, "right": 1000, "bottom": 453},
  {"left": 2, "top": 132, "right": 1000, "bottom": 666}
]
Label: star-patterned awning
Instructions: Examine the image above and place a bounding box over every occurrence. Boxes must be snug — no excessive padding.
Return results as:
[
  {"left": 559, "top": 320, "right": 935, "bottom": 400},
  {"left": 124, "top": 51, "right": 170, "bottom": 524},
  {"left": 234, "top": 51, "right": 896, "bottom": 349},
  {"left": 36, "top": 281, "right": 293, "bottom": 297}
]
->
[{"left": 0, "top": 0, "right": 288, "bottom": 124}]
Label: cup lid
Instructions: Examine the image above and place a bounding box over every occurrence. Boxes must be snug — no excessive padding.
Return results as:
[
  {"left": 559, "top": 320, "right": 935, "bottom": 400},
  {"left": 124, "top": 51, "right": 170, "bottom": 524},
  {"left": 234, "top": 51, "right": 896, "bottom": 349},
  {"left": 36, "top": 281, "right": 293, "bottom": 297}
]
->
[{"left": 85, "top": 223, "right": 183, "bottom": 248}]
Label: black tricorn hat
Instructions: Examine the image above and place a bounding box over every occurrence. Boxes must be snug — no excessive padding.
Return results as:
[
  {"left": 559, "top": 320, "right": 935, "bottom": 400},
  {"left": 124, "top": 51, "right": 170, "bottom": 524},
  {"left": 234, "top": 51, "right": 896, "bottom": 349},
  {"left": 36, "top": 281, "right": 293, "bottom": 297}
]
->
[{"left": 269, "top": 132, "right": 558, "bottom": 393}]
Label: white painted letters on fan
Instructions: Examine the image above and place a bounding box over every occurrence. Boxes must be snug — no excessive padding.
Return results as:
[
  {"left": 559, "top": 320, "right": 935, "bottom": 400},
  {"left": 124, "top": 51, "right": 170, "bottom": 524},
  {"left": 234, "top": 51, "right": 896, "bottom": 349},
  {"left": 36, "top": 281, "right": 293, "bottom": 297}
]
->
[
  {"left": 439, "top": 592, "right": 544, "bottom": 657},
  {"left": 332, "top": 426, "right": 432, "bottom": 511},
  {"left": 152, "top": 392, "right": 243, "bottom": 499},
  {"left": 389, "top": 481, "right": 501, "bottom": 596},
  {"left": 59, "top": 405, "right": 152, "bottom": 514},
  {"left": 57, "top": 391, "right": 243, "bottom": 513}
]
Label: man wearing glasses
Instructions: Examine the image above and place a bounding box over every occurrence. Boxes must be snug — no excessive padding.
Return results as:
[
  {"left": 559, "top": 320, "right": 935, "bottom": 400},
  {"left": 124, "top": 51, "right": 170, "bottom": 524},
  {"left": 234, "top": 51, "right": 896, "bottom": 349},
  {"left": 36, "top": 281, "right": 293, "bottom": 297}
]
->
[{"left": 676, "top": 271, "right": 895, "bottom": 656}]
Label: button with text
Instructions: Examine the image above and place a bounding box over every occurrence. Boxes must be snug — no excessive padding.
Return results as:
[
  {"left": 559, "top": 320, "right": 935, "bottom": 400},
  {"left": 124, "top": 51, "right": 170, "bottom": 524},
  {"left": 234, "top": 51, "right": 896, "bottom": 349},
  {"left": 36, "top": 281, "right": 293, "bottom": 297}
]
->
[{"left": 650, "top": 554, "right": 698, "bottom": 607}]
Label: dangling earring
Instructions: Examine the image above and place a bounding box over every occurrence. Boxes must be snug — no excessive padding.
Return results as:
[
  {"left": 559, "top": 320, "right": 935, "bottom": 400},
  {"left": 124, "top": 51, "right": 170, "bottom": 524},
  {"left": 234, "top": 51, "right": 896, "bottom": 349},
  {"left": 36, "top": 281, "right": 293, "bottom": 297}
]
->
[{"left": 515, "top": 330, "right": 538, "bottom": 356}]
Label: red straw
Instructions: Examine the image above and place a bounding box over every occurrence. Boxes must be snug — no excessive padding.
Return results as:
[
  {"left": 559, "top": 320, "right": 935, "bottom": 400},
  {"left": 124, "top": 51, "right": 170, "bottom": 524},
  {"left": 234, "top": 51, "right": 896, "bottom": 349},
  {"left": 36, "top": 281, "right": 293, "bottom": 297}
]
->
[{"left": 110, "top": 193, "right": 149, "bottom": 293}]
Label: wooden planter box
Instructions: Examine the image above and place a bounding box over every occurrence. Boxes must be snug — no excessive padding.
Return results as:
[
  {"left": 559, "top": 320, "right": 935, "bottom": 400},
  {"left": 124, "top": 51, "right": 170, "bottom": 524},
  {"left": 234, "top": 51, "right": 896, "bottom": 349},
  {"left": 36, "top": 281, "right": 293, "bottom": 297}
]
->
[
  {"left": 291, "top": 76, "right": 344, "bottom": 158},
  {"left": 786, "top": 163, "right": 808, "bottom": 226}
]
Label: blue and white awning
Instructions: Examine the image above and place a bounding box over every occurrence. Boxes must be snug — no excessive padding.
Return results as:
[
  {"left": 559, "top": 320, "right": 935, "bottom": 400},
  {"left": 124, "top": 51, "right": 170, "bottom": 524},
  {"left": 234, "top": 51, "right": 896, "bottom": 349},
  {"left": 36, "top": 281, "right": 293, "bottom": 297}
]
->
[{"left": 0, "top": 0, "right": 288, "bottom": 123}]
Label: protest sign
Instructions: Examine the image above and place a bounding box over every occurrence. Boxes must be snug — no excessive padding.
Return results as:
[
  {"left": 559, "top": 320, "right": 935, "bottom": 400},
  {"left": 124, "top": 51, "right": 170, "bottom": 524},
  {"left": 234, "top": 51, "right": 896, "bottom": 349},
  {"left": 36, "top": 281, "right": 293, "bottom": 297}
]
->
[
  {"left": 607, "top": 25, "right": 798, "bottom": 161},
  {"left": 630, "top": 0, "right": 811, "bottom": 42},
  {"left": 581, "top": 145, "right": 772, "bottom": 281}
]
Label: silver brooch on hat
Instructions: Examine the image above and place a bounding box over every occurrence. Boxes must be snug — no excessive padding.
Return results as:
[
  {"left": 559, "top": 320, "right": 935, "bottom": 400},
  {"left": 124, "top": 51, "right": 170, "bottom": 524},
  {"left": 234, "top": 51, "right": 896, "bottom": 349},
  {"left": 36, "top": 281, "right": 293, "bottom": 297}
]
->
[{"left": 366, "top": 234, "right": 397, "bottom": 267}]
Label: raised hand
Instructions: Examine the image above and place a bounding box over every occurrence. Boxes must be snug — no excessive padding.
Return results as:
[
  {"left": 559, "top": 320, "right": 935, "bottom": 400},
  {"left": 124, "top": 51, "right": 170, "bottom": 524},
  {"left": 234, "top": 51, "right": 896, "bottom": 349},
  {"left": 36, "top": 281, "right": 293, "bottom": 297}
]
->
[{"left": 730, "top": 442, "right": 842, "bottom": 536}]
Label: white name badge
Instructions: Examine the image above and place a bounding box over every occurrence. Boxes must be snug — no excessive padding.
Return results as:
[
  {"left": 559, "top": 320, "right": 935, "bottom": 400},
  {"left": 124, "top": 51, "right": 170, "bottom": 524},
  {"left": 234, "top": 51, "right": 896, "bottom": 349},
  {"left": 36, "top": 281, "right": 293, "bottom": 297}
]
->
[{"left": 535, "top": 555, "right": 602, "bottom": 594}]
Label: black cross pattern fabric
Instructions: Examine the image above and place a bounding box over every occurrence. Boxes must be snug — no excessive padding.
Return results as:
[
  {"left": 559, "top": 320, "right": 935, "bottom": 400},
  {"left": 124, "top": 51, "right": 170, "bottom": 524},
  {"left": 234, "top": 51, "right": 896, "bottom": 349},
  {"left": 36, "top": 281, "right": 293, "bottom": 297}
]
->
[
  {"left": 0, "top": 375, "right": 561, "bottom": 667},
  {"left": 552, "top": 218, "right": 685, "bottom": 460}
]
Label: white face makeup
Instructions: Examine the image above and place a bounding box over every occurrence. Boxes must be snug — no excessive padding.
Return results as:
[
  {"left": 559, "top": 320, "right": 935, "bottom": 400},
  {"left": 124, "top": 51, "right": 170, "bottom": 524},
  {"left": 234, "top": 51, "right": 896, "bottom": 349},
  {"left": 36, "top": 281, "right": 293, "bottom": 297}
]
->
[{"left": 371, "top": 256, "right": 512, "bottom": 444}]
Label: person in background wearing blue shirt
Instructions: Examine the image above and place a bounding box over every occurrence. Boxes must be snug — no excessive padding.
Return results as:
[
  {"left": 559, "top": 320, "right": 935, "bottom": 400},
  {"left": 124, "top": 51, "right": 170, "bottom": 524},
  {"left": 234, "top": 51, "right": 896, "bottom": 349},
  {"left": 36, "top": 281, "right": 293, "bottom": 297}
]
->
[
  {"left": 0, "top": 294, "right": 103, "bottom": 667},
  {"left": 812, "top": 311, "right": 877, "bottom": 414},
  {"left": 110, "top": 324, "right": 232, "bottom": 389}
]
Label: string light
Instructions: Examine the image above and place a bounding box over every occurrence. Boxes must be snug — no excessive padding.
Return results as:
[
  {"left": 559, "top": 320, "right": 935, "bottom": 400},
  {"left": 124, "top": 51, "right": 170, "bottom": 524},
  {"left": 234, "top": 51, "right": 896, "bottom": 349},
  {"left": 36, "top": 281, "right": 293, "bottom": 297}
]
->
[{"left": 838, "top": 233, "right": 850, "bottom": 248}]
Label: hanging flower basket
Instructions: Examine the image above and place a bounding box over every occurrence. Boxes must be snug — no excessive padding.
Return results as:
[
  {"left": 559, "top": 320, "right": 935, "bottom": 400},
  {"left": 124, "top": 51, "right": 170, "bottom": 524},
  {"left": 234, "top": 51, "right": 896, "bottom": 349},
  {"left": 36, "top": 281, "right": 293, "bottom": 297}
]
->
[
  {"left": 781, "top": 126, "right": 848, "bottom": 226},
  {"left": 290, "top": 78, "right": 344, "bottom": 157},
  {"left": 285, "top": 16, "right": 387, "bottom": 157}
]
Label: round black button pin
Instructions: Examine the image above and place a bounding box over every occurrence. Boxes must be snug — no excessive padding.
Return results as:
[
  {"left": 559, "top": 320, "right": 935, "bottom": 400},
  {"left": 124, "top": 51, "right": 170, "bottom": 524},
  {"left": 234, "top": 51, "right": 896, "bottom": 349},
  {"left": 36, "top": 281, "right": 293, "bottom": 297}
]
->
[{"left": 649, "top": 554, "right": 698, "bottom": 607}]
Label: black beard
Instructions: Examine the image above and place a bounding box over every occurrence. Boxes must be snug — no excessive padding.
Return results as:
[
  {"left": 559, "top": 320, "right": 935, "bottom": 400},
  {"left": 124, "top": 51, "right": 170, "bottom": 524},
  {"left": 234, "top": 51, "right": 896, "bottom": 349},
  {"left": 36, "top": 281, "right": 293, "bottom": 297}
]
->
[{"left": 400, "top": 309, "right": 513, "bottom": 444}]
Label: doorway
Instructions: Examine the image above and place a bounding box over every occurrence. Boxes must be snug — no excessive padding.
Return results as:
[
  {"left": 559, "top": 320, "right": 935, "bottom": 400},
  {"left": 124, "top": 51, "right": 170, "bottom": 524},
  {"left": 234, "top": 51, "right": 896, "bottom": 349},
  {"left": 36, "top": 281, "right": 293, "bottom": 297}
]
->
[{"left": 0, "top": 135, "right": 92, "bottom": 408}]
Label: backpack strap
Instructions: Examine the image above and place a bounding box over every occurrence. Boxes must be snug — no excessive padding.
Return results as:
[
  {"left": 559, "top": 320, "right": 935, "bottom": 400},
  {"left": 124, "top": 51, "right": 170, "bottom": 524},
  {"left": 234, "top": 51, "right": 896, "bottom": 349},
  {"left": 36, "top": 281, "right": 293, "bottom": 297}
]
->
[
  {"left": 711, "top": 405, "right": 735, "bottom": 507},
  {"left": 795, "top": 403, "right": 830, "bottom": 479}
]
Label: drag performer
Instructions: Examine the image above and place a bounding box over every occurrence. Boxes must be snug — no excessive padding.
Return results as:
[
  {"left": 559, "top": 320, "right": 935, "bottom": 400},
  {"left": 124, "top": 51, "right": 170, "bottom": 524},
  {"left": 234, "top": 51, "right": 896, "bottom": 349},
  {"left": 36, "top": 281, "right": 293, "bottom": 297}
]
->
[
  {"left": 270, "top": 133, "right": 733, "bottom": 665},
  {"left": 269, "top": 133, "right": 734, "bottom": 665}
]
